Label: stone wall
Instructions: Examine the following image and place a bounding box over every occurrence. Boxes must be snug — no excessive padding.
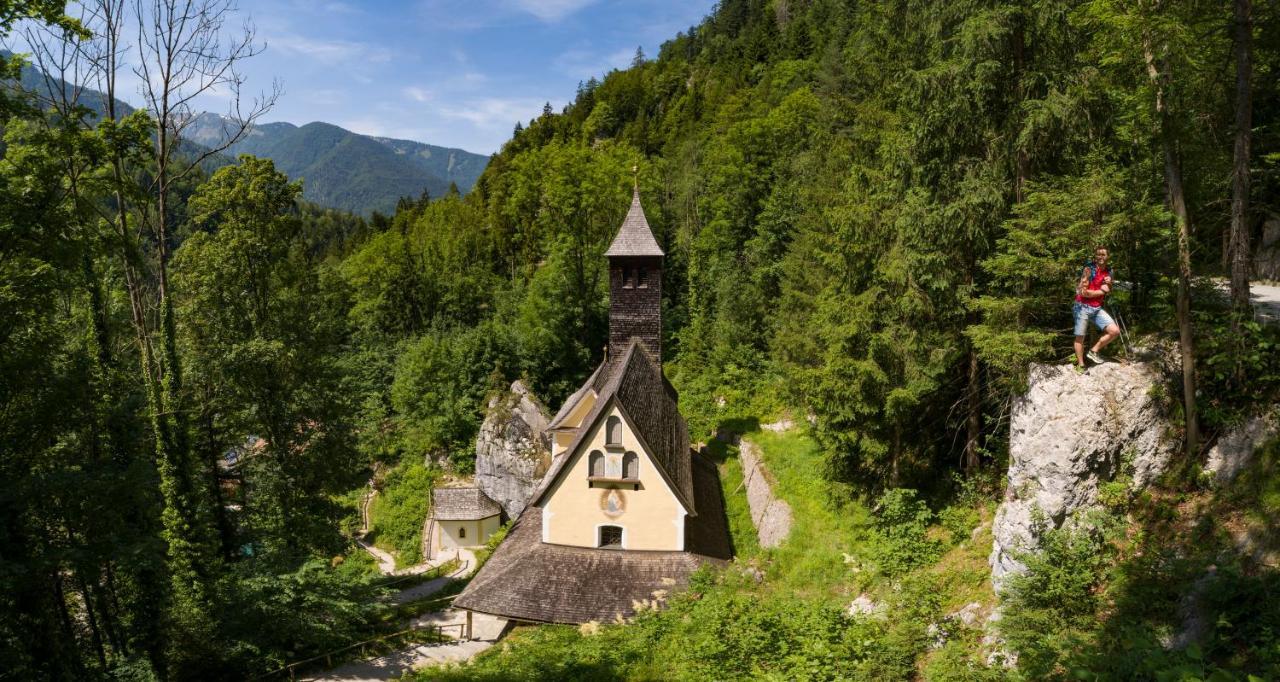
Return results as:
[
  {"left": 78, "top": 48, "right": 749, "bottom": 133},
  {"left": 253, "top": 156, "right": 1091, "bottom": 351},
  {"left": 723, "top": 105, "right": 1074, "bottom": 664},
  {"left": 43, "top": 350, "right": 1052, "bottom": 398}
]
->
[{"left": 739, "top": 439, "right": 792, "bottom": 549}]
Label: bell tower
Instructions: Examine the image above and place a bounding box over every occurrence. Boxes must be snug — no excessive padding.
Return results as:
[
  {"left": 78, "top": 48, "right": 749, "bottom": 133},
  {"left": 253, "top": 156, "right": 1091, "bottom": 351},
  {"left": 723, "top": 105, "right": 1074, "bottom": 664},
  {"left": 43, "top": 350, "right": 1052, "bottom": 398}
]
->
[{"left": 605, "top": 184, "right": 663, "bottom": 363}]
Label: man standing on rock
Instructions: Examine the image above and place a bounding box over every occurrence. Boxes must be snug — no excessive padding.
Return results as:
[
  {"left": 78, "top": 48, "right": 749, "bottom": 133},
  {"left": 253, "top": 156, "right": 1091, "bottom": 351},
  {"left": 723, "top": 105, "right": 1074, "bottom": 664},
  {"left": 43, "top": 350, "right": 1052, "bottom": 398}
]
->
[{"left": 1073, "top": 246, "right": 1121, "bottom": 372}]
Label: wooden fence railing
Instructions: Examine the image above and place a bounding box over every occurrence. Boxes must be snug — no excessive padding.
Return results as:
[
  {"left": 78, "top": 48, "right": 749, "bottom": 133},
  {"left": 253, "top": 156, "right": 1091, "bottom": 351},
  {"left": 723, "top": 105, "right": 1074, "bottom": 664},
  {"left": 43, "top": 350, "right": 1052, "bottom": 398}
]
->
[
  {"left": 252, "top": 620, "right": 467, "bottom": 681},
  {"left": 250, "top": 559, "right": 464, "bottom": 681}
]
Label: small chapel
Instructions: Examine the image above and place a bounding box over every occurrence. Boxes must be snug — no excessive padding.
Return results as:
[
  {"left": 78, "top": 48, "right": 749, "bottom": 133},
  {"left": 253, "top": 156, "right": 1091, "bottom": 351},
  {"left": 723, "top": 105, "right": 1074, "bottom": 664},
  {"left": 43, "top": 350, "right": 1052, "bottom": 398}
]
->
[{"left": 452, "top": 187, "right": 733, "bottom": 626}]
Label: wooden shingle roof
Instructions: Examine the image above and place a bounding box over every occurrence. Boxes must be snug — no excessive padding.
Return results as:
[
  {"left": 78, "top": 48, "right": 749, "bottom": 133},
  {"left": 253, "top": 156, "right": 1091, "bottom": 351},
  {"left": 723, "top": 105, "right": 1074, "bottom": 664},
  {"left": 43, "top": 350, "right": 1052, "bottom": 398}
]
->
[
  {"left": 452, "top": 452, "right": 731, "bottom": 624},
  {"left": 431, "top": 487, "right": 501, "bottom": 521},
  {"left": 604, "top": 189, "right": 664, "bottom": 258},
  {"left": 532, "top": 339, "right": 694, "bottom": 514}
]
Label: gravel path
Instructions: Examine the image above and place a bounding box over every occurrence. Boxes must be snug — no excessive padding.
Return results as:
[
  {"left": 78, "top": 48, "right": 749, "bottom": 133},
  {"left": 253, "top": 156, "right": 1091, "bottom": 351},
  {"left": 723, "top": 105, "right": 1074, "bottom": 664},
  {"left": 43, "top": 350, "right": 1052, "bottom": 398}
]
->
[
  {"left": 300, "top": 547, "right": 491, "bottom": 681},
  {"left": 304, "top": 640, "right": 494, "bottom": 681},
  {"left": 1249, "top": 282, "right": 1280, "bottom": 323},
  {"left": 356, "top": 539, "right": 472, "bottom": 580},
  {"left": 389, "top": 549, "right": 474, "bottom": 605},
  {"left": 1210, "top": 279, "right": 1280, "bottom": 323}
]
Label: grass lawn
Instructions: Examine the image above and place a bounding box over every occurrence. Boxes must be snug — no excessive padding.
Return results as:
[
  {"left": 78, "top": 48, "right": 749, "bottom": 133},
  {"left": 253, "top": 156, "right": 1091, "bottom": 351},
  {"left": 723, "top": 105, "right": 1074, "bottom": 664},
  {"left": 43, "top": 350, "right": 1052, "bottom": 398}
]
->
[
  {"left": 716, "top": 426, "right": 997, "bottom": 607},
  {"left": 737, "top": 429, "right": 875, "bottom": 601}
]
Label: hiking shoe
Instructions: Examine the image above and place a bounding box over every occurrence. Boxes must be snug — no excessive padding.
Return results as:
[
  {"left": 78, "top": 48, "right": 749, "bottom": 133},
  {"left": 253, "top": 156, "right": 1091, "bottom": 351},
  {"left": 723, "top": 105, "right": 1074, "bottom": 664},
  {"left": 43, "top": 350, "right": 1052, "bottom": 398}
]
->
[{"left": 1087, "top": 350, "right": 1106, "bottom": 364}]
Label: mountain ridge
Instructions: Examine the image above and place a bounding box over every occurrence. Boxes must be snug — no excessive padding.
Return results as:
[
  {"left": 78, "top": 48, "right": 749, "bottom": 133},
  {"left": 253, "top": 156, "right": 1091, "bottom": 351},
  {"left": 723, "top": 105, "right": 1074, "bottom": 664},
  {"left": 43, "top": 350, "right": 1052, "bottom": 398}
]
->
[{"left": 5, "top": 52, "right": 487, "bottom": 216}]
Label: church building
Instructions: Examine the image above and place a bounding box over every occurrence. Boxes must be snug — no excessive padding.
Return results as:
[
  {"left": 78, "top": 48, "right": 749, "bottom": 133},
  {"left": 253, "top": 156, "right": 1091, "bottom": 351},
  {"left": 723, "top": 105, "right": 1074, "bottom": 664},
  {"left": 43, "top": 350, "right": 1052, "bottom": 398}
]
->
[{"left": 452, "top": 188, "right": 733, "bottom": 625}]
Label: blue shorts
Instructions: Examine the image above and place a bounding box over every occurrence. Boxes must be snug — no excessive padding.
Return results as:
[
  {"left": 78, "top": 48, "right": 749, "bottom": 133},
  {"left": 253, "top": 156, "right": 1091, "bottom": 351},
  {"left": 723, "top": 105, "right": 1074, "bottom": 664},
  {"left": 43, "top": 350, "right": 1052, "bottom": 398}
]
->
[{"left": 1073, "top": 302, "right": 1114, "bottom": 336}]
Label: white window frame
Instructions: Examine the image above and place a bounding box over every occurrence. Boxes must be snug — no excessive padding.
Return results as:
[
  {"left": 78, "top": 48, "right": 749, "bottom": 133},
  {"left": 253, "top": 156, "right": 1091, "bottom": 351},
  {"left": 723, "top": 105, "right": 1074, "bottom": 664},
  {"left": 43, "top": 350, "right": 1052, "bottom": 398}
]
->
[{"left": 594, "top": 523, "right": 626, "bottom": 549}]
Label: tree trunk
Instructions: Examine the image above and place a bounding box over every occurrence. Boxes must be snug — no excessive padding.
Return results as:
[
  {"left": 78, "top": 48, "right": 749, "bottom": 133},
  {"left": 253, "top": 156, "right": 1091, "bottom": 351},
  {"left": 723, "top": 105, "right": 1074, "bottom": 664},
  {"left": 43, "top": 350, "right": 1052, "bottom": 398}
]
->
[
  {"left": 890, "top": 423, "right": 901, "bottom": 487},
  {"left": 965, "top": 249, "right": 982, "bottom": 473},
  {"left": 1230, "top": 0, "right": 1253, "bottom": 316},
  {"left": 51, "top": 572, "right": 77, "bottom": 656},
  {"left": 102, "top": 565, "right": 130, "bottom": 658},
  {"left": 200, "top": 389, "right": 236, "bottom": 560},
  {"left": 94, "top": 567, "right": 125, "bottom": 659},
  {"left": 1013, "top": 13, "right": 1032, "bottom": 328},
  {"left": 965, "top": 348, "right": 981, "bottom": 473},
  {"left": 76, "top": 572, "right": 108, "bottom": 668},
  {"left": 1169, "top": 159, "right": 1199, "bottom": 457},
  {"left": 1145, "top": 42, "right": 1200, "bottom": 457}
]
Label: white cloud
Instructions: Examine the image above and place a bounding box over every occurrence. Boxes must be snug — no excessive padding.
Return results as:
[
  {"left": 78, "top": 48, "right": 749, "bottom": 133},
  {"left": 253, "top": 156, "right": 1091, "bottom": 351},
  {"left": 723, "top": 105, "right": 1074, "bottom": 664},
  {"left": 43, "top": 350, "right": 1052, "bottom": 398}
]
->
[
  {"left": 266, "top": 34, "right": 392, "bottom": 66},
  {"left": 553, "top": 45, "right": 635, "bottom": 79},
  {"left": 403, "top": 86, "right": 434, "bottom": 102},
  {"left": 452, "top": 72, "right": 488, "bottom": 89},
  {"left": 305, "top": 89, "right": 346, "bottom": 105},
  {"left": 337, "top": 116, "right": 395, "bottom": 137},
  {"left": 437, "top": 96, "right": 546, "bottom": 129},
  {"left": 415, "top": 0, "right": 596, "bottom": 29},
  {"left": 507, "top": 0, "right": 597, "bottom": 22},
  {"left": 320, "top": 2, "right": 360, "bottom": 13}
]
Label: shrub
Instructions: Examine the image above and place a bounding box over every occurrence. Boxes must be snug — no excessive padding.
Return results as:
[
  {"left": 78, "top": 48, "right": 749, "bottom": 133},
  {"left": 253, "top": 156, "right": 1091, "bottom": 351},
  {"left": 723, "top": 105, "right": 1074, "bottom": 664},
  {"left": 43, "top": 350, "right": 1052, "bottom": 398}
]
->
[
  {"left": 473, "top": 522, "right": 511, "bottom": 569},
  {"left": 998, "top": 520, "right": 1111, "bottom": 679},
  {"left": 367, "top": 462, "right": 437, "bottom": 565},
  {"left": 939, "top": 504, "right": 981, "bottom": 547},
  {"left": 869, "top": 488, "right": 942, "bottom": 577}
]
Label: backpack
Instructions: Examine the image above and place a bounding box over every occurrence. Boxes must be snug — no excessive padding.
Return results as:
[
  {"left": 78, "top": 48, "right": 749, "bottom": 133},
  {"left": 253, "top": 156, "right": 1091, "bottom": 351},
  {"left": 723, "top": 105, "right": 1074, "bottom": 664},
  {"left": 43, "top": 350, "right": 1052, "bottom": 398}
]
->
[{"left": 1078, "top": 260, "right": 1112, "bottom": 300}]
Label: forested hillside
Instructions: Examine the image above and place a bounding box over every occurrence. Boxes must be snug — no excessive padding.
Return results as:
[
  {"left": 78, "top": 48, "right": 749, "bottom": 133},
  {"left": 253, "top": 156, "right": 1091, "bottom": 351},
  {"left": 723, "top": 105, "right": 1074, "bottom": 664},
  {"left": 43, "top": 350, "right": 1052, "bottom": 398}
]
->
[
  {"left": 190, "top": 116, "right": 490, "bottom": 215},
  {"left": 3, "top": 0, "right": 1280, "bottom": 679}
]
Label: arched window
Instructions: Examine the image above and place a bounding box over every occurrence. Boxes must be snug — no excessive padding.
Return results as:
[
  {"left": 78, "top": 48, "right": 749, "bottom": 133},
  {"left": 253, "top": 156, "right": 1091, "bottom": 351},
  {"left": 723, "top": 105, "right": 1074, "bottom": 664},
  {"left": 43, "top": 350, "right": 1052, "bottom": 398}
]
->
[
  {"left": 622, "top": 267, "right": 634, "bottom": 288},
  {"left": 458, "top": 526, "right": 466, "bottom": 539},
  {"left": 598, "top": 525, "right": 623, "bottom": 548},
  {"left": 588, "top": 450, "right": 605, "bottom": 477},
  {"left": 622, "top": 451, "right": 639, "bottom": 480},
  {"left": 606, "top": 415, "right": 623, "bottom": 446}
]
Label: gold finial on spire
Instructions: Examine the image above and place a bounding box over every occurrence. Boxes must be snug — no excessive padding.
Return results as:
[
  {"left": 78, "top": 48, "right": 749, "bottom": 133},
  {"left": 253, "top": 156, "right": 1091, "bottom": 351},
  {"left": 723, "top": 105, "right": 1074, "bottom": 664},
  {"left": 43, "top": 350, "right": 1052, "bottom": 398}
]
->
[{"left": 631, "top": 165, "right": 638, "bottom": 191}]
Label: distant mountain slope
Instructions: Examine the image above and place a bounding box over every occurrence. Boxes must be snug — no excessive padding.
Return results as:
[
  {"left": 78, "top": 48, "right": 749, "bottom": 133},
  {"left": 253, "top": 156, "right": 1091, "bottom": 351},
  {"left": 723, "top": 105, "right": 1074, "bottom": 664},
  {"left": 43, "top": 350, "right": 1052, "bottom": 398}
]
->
[
  {"left": 370, "top": 136, "right": 489, "bottom": 195},
  {"left": 185, "top": 115, "right": 490, "bottom": 217},
  {"left": 5, "top": 52, "right": 488, "bottom": 216}
]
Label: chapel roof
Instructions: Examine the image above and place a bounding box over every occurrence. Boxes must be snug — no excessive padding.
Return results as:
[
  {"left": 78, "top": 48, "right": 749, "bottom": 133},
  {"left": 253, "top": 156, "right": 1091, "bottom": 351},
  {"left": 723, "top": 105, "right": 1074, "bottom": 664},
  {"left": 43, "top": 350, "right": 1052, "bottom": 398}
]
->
[
  {"left": 451, "top": 451, "right": 732, "bottom": 624},
  {"left": 604, "top": 189, "right": 664, "bottom": 258},
  {"left": 431, "top": 487, "right": 502, "bottom": 521},
  {"left": 531, "top": 339, "right": 694, "bottom": 514}
]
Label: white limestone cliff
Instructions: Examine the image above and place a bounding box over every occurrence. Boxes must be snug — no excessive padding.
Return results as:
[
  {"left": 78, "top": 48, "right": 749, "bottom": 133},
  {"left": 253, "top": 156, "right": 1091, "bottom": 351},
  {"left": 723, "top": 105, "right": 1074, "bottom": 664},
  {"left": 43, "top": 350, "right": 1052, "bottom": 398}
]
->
[
  {"left": 474, "top": 380, "right": 551, "bottom": 521},
  {"left": 990, "top": 361, "right": 1177, "bottom": 589}
]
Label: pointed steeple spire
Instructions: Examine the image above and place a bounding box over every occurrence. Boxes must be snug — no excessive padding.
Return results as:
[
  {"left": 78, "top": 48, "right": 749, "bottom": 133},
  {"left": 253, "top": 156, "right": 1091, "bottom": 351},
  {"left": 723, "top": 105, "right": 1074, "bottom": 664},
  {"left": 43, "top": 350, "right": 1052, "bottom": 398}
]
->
[{"left": 605, "top": 186, "right": 664, "bottom": 257}]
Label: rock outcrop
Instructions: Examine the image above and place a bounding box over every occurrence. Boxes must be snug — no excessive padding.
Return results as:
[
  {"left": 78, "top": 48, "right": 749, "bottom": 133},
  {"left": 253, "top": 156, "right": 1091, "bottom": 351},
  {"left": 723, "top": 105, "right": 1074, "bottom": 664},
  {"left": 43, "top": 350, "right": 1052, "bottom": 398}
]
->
[
  {"left": 1203, "top": 409, "right": 1279, "bottom": 486},
  {"left": 474, "top": 380, "right": 551, "bottom": 520},
  {"left": 1253, "top": 218, "right": 1280, "bottom": 281},
  {"left": 990, "top": 361, "right": 1177, "bottom": 588}
]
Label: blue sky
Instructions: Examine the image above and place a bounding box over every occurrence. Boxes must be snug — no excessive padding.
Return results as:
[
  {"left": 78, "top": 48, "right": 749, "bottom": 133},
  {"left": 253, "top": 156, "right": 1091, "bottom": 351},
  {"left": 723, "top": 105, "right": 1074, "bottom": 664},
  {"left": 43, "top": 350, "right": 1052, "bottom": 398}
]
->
[{"left": 205, "top": 0, "right": 717, "bottom": 154}]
